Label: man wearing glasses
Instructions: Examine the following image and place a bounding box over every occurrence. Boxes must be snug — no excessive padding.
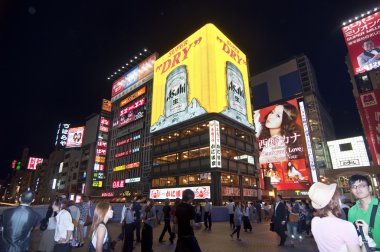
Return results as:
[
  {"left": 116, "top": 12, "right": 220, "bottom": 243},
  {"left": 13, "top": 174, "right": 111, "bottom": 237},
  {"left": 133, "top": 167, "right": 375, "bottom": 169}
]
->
[{"left": 348, "top": 174, "right": 380, "bottom": 250}]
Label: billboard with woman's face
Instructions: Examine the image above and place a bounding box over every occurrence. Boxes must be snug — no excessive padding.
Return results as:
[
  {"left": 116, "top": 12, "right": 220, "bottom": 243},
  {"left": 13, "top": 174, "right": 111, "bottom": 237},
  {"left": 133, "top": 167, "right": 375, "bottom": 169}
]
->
[{"left": 254, "top": 98, "right": 312, "bottom": 190}]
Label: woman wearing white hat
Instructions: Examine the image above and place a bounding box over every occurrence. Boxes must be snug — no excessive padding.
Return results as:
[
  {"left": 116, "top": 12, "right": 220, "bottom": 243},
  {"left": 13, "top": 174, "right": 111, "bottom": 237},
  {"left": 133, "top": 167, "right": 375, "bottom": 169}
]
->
[{"left": 308, "top": 182, "right": 376, "bottom": 252}]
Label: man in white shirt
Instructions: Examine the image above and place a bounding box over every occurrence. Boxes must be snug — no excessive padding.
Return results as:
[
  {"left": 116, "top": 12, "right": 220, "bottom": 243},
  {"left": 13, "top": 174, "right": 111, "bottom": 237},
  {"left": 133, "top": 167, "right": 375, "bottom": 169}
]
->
[
  {"left": 121, "top": 199, "right": 135, "bottom": 252},
  {"left": 53, "top": 198, "right": 74, "bottom": 251},
  {"left": 203, "top": 198, "right": 212, "bottom": 231}
]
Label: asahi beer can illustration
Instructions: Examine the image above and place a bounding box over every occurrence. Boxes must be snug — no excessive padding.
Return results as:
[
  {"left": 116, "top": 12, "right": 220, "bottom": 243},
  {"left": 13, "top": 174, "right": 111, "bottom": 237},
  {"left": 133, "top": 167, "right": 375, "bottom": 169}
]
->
[
  {"left": 164, "top": 65, "right": 189, "bottom": 118},
  {"left": 226, "top": 61, "right": 247, "bottom": 116}
]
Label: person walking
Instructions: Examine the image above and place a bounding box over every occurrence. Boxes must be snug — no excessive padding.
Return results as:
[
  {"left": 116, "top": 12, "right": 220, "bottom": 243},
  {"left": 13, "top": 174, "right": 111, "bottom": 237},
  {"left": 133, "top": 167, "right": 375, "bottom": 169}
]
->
[
  {"left": 88, "top": 201, "right": 114, "bottom": 252},
  {"left": 67, "top": 200, "right": 80, "bottom": 247},
  {"left": 243, "top": 202, "right": 252, "bottom": 232},
  {"left": 38, "top": 200, "right": 57, "bottom": 252},
  {"left": 141, "top": 200, "right": 156, "bottom": 252},
  {"left": 159, "top": 198, "right": 174, "bottom": 244},
  {"left": 174, "top": 189, "right": 202, "bottom": 252},
  {"left": 255, "top": 201, "right": 262, "bottom": 223},
  {"left": 203, "top": 198, "right": 212, "bottom": 231},
  {"left": 77, "top": 196, "right": 89, "bottom": 248},
  {"left": 194, "top": 202, "right": 202, "bottom": 225},
  {"left": 121, "top": 199, "right": 135, "bottom": 252},
  {"left": 272, "top": 195, "right": 287, "bottom": 246},
  {"left": 170, "top": 198, "right": 181, "bottom": 243},
  {"left": 132, "top": 197, "right": 142, "bottom": 244},
  {"left": 2, "top": 190, "right": 40, "bottom": 252},
  {"left": 226, "top": 198, "right": 235, "bottom": 229},
  {"left": 286, "top": 198, "right": 301, "bottom": 247},
  {"left": 52, "top": 197, "right": 74, "bottom": 252},
  {"left": 230, "top": 201, "right": 243, "bottom": 241}
]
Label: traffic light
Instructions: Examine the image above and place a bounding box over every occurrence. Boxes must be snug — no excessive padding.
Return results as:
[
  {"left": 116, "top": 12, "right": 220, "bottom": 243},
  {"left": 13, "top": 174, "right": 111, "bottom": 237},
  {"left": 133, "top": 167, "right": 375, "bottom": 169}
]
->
[
  {"left": 11, "top": 160, "right": 16, "bottom": 169},
  {"left": 16, "top": 161, "right": 21, "bottom": 171}
]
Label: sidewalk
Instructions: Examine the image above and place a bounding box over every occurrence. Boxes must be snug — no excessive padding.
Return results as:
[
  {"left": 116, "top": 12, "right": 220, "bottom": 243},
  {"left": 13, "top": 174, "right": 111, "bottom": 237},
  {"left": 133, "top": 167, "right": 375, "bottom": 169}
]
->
[{"left": 30, "top": 220, "right": 319, "bottom": 252}]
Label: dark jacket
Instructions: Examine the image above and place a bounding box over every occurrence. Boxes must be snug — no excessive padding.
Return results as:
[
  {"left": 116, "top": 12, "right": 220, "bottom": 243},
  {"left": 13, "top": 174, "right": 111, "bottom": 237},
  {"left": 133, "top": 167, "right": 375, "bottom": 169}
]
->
[
  {"left": 271, "top": 201, "right": 286, "bottom": 231},
  {"left": 2, "top": 205, "right": 40, "bottom": 252}
]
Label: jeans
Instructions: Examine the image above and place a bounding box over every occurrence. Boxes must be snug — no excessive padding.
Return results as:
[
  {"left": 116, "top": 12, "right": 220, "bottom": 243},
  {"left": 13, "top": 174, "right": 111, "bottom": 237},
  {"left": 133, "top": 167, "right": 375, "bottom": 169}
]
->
[
  {"left": 134, "top": 219, "right": 141, "bottom": 242},
  {"left": 287, "top": 222, "right": 299, "bottom": 244},
  {"left": 231, "top": 225, "right": 241, "bottom": 239},
  {"left": 141, "top": 223, "right": 153, "bottom": 252},
  {"left": 204, "top": 212, "right": 212, "bottom": 229}
]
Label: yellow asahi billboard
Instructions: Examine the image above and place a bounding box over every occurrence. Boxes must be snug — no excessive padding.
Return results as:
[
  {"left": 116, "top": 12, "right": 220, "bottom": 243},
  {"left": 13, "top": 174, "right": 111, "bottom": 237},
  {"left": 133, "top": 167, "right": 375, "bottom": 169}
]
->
[{"left": 150, "top": 23, "right": 253, "bottom": 133}]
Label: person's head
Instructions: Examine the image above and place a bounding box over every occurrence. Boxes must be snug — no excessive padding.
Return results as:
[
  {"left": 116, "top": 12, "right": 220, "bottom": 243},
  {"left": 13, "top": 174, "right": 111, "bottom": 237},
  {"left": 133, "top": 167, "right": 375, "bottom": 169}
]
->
[
  {"left": 308, "top": 182, "right": 340, "bottom": 218},
  {"left": 91, "top": 201, "right": 113, "bottom": 234},
  {"left": 165, "top": 198, "right": 170, "bottom": 205},
  {"left": 260, "top": 102, "right": 299, "bottom": 139},
  {"left": 68, "top": 200, "right": 75, "bottom": 207},
  {"left": 175, "top": 198, "right": 181, "bottom": 205},
  {"left": 20, "top": 190, "right": 35, "bottom": 205},
  {"left": 205, "top": 198, "right": 209, "bottom": 203},
  {"left": 362, "top": 40, "right": 375, "bottom": 52},
  {"left": 229, "top": 198, "right": 233, "bottom": 203},
  {"left": 276, "top": 194, "right": 283, "bottom": 202},
  {"left": 348, "top": 174, "right": 372, "bottom": 200},
  {"left": 52, "top": 197, "right": 67, "bottom": 212},
  {"left": 268, "top": 163, "right": 274, "bottom": 169},
  {"left": 235, "top": 201, "right": 240, "bottom": 207},
  {"left": 182, "top": 189, "right": 195, "bottom": 203}
]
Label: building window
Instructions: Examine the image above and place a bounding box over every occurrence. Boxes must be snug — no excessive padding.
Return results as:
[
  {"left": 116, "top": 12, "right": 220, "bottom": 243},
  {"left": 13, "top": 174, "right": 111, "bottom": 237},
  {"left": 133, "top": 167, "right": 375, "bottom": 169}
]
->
[
  {"left": 221, "top": 173, "right": 239, "bottom": 186},
  {"left": 179, "top": 173, "right": 211, "bottom": 185},
  {"left": 152, "top": 177, "right": 176, "bottom": 187},
  {"left": 242, "top": 176, "right": 256, "bottom": 187}
]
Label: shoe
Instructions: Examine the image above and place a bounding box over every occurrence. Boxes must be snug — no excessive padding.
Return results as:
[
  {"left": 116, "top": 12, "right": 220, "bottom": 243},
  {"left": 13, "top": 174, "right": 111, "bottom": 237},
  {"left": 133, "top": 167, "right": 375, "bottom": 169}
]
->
[
  {"left": 237, "top": 238, "right": 242, "bottom": 241},
  {"left": 278, "top": 243, "right": 285, "bottom": 247}
]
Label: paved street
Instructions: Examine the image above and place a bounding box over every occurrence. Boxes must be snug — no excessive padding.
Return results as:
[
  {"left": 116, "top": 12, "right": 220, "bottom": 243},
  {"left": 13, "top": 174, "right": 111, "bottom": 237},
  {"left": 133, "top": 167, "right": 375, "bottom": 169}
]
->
[{"left": 30, "top": 220, "right": 318, "bottom": 252}]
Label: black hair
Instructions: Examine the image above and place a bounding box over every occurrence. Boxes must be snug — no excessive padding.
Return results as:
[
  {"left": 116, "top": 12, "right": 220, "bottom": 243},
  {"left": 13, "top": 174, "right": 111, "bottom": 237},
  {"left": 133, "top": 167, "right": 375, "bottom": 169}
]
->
[
  {"left": 348, "top": 174, "right": 370, "bottom": 188},
  {"left": 182, "top": 189, "right": 195, "bottom": 202},
  {"left": 277, "top": 194, "right": 283, "bottom": 200},
  {"left": 20, "top": 191, "right": 34, "bottom": 204},
  {"left": 53, "top": 197, "right": 67, "bottom": 210}
]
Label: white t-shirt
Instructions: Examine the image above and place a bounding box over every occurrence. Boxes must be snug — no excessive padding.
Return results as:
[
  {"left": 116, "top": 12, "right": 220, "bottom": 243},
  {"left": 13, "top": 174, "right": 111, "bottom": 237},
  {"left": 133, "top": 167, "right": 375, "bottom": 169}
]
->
[{"left": 54, "top": 209, "right": 74, "bottom": 242}]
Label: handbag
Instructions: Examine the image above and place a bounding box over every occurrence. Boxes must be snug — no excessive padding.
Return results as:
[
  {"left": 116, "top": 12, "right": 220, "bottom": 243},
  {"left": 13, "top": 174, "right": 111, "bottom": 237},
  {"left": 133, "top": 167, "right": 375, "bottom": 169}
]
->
[
  {"left": 39, "top": 217, "right": 49, "bottom": 231},
  {"left": 84, "top": 215, "right": 92, "bottom": 226},
  {"left": 269, "top": 222, "right": 275, "bottom": 232},
  {"left": 289, "top": 213, "right": 299, "bottom": 223}
]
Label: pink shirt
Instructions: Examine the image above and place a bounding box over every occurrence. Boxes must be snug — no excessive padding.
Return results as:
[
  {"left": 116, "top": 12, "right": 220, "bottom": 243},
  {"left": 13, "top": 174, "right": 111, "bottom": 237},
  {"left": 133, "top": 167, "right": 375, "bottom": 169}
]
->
[{"left": 311, "top": 216, "right": 359, "bottom": 252}]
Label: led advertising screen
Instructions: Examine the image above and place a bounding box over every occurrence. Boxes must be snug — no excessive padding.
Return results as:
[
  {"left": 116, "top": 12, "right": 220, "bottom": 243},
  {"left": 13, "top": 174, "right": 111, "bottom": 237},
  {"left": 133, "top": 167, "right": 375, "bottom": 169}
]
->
[
  {"left": 27, "top": 157, "right": 44, "bottom": 170},
  {"left": 342, "top": 11, "right": 380, "bottom": 75},
  {"left": 111, "top": 53, "right": 157, "bottom": 102},
  {"left": 254, "top": 98, "right": 312, "bottom": 190},
  {"left": 327, "top": 136, "right": 370, "bottom": 169},
  {"left": 150, "top": 23, "right": 253, "bottom": 133},
  {"left": 150, "top": 186, "right": 210, "bottom": 200},
  {"left": 356, "top": 89, "right": 380, "bottom": 165},
  {"left": 66, "top": 126, "right": 85, "bottom": 148},
  {"left": 102, "top": 99, "right": 112, "bottom": 112}
]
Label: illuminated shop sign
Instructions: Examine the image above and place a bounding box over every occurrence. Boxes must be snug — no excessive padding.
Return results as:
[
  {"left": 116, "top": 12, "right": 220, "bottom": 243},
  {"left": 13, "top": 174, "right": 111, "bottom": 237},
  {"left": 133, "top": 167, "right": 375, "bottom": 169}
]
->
[
  {"left": 150, "top": 24, "right": 253, "bottom": 133},
  {"left": 254, "top": 98, "right": 314, "bottom": 190},
  {"left": 55, "top": 123, "right": 70, "bottom": 148},
  {"left": 27, "top": 157, "right": 44, "bottom": 170},
  {"left": 115, "top": 147, "right": 140, "bottom": 158},
  {"left": 243, "top": 188, "right": 257, "bottom": 197},
  {"left": 150, "top": 186, "right": 210, "bottom": 200},
  {"left": 222, "top": 187, "right": 240, "bottom": 196},
  {"left": 328, "top": 137, "right": 370, "bottom": 169},
  {"left": 94, "top": 163, "right": 105, "bottom": 171},
  {"left": 113, "top": 162, "right": 140, "bottom": 172},
  {"left": 92, "top": 181, "right": 103, "bottom": 187},
  {"left": 111, "top": 53, "right": 157, "bottom": 102},
  {"left": 209, "top": 120, "right": 222, "bottom": 168},
  {"left": 66, "top": 126, "right": 85, "bottom": 148},
  {"left": 125, "top": 177, "right": 141, "bottom": 183},
  {"left": 116, "top": 134, "right": 141, "bottom": 146},
  {"left": 118, "top": 111, "right": 144, "bottom": 128},
  {"left": 93, "top": 172, "right": 105, "bottom": 179},
  {"left": 95, "top": 156, "right": 105, "bottom": 163},
  {"left": 101, "top": 192, "right": 114, "bottom": 197},
  {"left": 120, "top": 97, "right": 146, "bottom": 117},
  {"left": 120, "top": 86, "right": 147, "bottom": 107},
  {"left": 102, "top": 99, "right": 112, "bottom": 112},
  {"left": 112, "top": 180, "right": 125, "bottom": 188}
]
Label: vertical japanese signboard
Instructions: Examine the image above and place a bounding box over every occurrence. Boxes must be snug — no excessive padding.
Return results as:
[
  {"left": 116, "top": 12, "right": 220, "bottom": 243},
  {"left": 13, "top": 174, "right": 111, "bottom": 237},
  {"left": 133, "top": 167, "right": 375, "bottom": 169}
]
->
[
  {"left": 209, "top": 120, "right": 221, "bottom": 168},
  {"left": 55, "top": 123, "right": 70, "bottom": 148},
  {"left": 357, "top": 90, "right": 380, "bottom": 165},
  {"left": 92, "top": 116, "right": 110, "bottom": 188}
]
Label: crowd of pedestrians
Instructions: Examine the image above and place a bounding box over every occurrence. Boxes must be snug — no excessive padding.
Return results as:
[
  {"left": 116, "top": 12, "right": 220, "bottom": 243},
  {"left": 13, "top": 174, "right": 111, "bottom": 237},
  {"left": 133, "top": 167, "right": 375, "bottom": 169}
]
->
[{"left": 0, "top": 172, "right": 379, "bottom": 251}]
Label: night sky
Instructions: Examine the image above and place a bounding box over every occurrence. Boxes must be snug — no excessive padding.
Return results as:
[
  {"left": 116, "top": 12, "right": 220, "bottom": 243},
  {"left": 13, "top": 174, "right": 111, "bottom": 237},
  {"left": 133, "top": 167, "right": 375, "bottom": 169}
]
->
[{"left": 1, "top": 0, "right": 374, "bottom": 179}]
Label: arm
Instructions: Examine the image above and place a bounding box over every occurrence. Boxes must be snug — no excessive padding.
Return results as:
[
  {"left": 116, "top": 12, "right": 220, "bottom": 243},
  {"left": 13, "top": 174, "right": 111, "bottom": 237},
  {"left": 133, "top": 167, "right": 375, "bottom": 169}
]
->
[
  {"left": 173, "top": 216, "right": 178, "bottom": 234},
  {"left": 96, "top": 225, "right": 106, "bottom": 252}
]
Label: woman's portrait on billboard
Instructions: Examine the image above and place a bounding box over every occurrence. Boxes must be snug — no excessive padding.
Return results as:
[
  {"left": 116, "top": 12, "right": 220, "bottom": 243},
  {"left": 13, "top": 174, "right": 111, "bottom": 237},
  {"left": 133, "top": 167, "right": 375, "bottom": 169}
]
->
[
  {"left": 255, "top": 101, "right": 304, "bottom": 164},
  {"left": 264, "top": 162, "right": 281, "bottom": 183},
  {"left": 287, "top": 161, "right": 304, "bottom": 181}
]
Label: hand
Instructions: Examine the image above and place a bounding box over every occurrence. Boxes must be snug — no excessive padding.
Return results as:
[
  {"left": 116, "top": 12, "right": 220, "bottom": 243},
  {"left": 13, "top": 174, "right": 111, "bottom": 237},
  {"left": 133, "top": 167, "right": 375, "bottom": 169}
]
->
[
  {"left": 281, "top": 221, "right": 286, "bottom": 225},
  {"left": 355, "top": 219, "right": 369, "bottom": 236},
  {"left": 373, "top": 53, "right": 380, "bottom": 60},
  {"left": 58, "top": 238, "right": 68, "bottom": 244}
]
